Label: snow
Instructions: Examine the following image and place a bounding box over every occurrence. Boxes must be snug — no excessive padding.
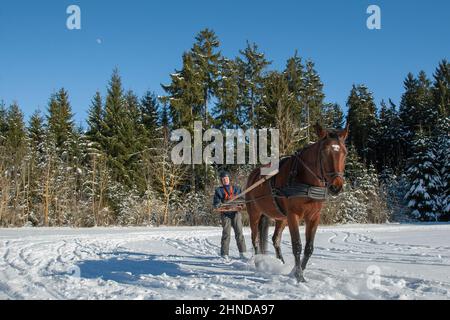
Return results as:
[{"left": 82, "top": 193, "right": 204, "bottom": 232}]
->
[{"left": 1, "top": 223, "right": 450, "bottom": 300}]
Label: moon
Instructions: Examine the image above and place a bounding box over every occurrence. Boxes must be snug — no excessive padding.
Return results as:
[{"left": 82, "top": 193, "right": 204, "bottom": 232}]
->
[{"left": 96, "top": 38, "right": 102, "bottom": 44}]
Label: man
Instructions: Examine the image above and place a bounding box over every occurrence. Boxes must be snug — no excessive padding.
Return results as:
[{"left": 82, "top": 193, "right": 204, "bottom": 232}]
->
[{"left": 213, "top": 171, "right": 247, "bottom": 259}]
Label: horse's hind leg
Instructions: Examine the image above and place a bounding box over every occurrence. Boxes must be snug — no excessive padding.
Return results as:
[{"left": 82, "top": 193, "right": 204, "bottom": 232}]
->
[
  {"left": 248, "top": 205, "right": 262, "bottom": 255},
  {"left": 272, "top": 219, "right": 287, "bottom": 264},
  {"left": 258, "top": 214, "right": 270, "bottom": 254}
]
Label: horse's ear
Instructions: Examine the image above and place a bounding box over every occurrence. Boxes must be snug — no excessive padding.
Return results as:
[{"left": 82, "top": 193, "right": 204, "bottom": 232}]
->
[
  {"left": 339, "top": 123, "right": 350, "bottom": 141},
  {"left": 314, "top": 122, "right": 327, "bottom": 139}
]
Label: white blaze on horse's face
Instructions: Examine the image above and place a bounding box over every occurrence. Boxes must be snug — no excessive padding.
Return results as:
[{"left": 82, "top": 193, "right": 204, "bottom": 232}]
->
[{"left": 331, "top": 144, "right": 341, "bottom": 152}]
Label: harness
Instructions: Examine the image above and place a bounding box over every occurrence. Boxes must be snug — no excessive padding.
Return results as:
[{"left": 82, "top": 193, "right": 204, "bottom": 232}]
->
[
  {"left": 269, "top": 140, "right": 345, "bottom": 216},
  {"left": 223, "top": 186, "right": 234, "bottom": 201}
]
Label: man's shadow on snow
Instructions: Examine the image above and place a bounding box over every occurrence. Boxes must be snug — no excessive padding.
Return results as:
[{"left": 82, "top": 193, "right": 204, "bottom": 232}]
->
[{"left": 76, "top": 251, "right": 270, "bottom": 285}]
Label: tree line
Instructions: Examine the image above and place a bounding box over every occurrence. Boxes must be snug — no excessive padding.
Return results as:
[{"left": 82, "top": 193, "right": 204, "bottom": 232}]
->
[{"left": 0, "top": 29, "right": 448, "bottom": 227}]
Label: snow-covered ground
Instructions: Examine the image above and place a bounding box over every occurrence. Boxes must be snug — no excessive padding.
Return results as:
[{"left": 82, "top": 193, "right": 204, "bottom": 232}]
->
[{"left": 1, "top": 223, "right": 449, "bottom": 300}]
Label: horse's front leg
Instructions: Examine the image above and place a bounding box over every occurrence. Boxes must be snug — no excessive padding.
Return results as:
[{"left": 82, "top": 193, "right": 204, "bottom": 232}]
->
[
  {"left": 288, "top": 213, "right": 306, "bottom": 283},
  {"left": 302, "top": 212, "right": 320, "bottom": 270}
]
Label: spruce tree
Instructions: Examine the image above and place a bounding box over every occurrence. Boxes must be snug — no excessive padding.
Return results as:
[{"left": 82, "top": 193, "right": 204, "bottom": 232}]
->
[
  {"left": 404, "top": 130, "right": 442, "bottom": 221},
  {"left": 101, "top": 69, "right": 130, "bottom": 187},
  {"left": 103, "top": 68, "right": 125, "bottom": 138},
  {"left": 432, "top": 59, "right": 450, "bottom": 118},
  {"left": 190, "top": 28, "right": 221, "bottom": 126},
  {"left": 302, "top": 60, "right": 325, "bottom": 141},
  {"left": 345, "top": 144, "right": 367, "bottom": 187},
  {"left": 213, "top": 57, "right": 241, "bottom": 128},
  {"left": 432, "top": 117, "right": 450, "bottom": 220},
  {"left": 160, "top": 101, "right": 170, "bottom": 129},
  {"left": 375, "top": 100, "right": 403, "bottom": 171},
  {"left": 259, "top": 71, "right": 291, "bottom": 127},
  {"left": 260, "top": 71, "right": 302, "bottom": 155},
  {"left": 140, "top": 91, "right": 160, "bottom": 137},
  {"left": 284, "top": 51, "right": 304, "bottom": 122},
  {"left": 236, "top": 41, "right": 271, "bottom": 128},
  {"left": 346, "top": 84, "right": 378, "bottom": 164},
  {"left": 416, "top": 71, "right": 437, "bottom": 133},
  {"left": 0, "top": 101, "right": 7, "bottom": 144},
  {"left": 28, "top": 110, "right": 46, "bottom": 151},
  {"left": 86, "top": 91, "right": 104, "bottom": 144},
  {"left": 321, "top": 103, "right": 344, "bottom": 129},
  {"left": 122, "top": 90, "right": 146, "bottom": 190},
  {"left": 5, "top": 102, "right": 27, "bottom": 163},
  {"left": 162, "top": 52, "right": 204, "bottom": 128},
  {"left": 399, "top": 71, "right": 435, "bottom": 156},
  {"left": 27, "top": 110, "right": 46, "bottom": 225},
  {"left": 47, "top": 88, "right": 75, "bottom": 153}
]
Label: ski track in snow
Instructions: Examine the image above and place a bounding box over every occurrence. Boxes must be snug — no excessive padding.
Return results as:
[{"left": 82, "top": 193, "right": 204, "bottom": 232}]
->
[{"left": 0, "top": 224, "right": 450, "bottom": 300}]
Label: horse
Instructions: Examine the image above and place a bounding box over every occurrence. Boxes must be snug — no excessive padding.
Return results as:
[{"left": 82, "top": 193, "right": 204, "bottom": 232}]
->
[{"left": 245, "top": 123, "right": 349, "bottom": 282}]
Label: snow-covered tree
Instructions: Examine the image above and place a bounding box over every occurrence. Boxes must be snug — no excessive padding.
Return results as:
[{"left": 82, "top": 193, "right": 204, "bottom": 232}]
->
[
  {"left": 405, "top": 131, "right": 443, "bottom": 221},
  {"left": 432, "top": 117, "right": 450, "bottom": 220}
]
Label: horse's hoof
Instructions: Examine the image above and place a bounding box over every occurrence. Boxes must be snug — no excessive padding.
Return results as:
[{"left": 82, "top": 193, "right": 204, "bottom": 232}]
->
[
  {"left": 297, "top": 276, "right": 307, "bottom": 283},
  {"left": 276, "top": 257, "right": 285, "bottom": 264}
]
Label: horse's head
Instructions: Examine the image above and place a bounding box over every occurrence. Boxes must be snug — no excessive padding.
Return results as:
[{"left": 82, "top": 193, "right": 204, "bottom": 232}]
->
[{"left": 315, "top": 123, "right": 349, "bottom": 195}]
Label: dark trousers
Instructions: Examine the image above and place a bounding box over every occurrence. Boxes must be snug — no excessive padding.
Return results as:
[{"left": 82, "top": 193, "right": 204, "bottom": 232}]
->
[{"left": 220, "top": 212, "right": 247, "bottom": 256}]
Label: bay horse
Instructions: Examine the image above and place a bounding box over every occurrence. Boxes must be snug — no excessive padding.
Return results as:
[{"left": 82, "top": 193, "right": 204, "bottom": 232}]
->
[{"left": 245, "top": 123, "right": 349, "bottom": 282}]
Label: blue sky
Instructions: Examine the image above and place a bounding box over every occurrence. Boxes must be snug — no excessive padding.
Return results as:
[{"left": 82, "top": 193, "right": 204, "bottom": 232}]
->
[{"left": 0, "top": 0, "right": 449, "bottom": 126}]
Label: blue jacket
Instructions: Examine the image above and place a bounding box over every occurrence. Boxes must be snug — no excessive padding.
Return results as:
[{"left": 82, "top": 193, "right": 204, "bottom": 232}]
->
[{"left": 213, "top": 185, "right": 242, "bottom": 217}]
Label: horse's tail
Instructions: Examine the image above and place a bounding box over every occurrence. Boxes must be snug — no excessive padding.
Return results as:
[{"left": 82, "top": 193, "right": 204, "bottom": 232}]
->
[{"left": 258, "top": 214, "right": 270, "bottom": 254}]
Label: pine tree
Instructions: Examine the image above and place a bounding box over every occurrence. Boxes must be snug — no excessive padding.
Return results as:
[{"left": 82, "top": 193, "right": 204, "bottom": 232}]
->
[
  {"left": 160, "top": 101, "right": 170, "bottom": 129},
  {"left": 26, "top": 110, "right": 46, "bottom": 225},
  {"left": 86, "top": 91, "right": 104, "bottom": 144},
  {"left": 103, "top": 68, "right": 125, "bottom": 137},
  {"left": 260, "top": 71, "right": 303, "bottom": 155},
  {"left": 3, "top": 103, "right": 28, "bottom": 225},
  {"left": 140, "top": 91, "right": 160, "bottom": 138},
  {"left": 432, "top": 59, "right": 450, "bottom": 118},
  {"left": 399, "top": 71, "right": 435, "bottom": 160},
  {"left": 122, "top": 90, "right": 146, "bottom": 190},
  {"left": 302, "top": 60, "right": 325, "bottom": 141},
  {"left": 5, "top": 103, "right": 27, "bottom": 161},
  {"left": 28, "top": 110, "right": 46, "bottom": 152},
  {"left": 162, "top": 52, "right": 204, "bottom": 128},
  {"left": 404, "top": 130, "right": 442, "bottom": 221},
  {"left": 213, "top": 57, "right": 241, "bottom": 128},
  {"left": 345, "top": 144, "right": 367, "bottom": 186},
  {"left": 346, "top": 84, "right": 378, "bottom": 164},
  {"left": 375, "top": 99, "right": 403, "bottom": 171},
  {"left": 0, "top": 101, "right": 7, "bottom": 145},
  {"left": 101, "top": 69, "right": 130, "bottom": 187},
  {"left": 190, "top": 28, "right": 221, "bottom": 126},
  {"left": 236, "top": 41, "right": 271, "bottom": 128},
  {"left": 259, "top": 71, "right": 290, "bottom": 127},
  {"left": 284, "top": 51, "right": 304, "bottom": 123},
  {"left": 47, "top": 88, "right": 75, "bottom": 153},
  {"left": 432, "top": 117, "right": 450, "bottom": 220},
  {"left": 321, "top": 103, "right": 344, "bottom": 129},
  {"left": 416, "top": 71, "right": 437, "bottom": 132}
]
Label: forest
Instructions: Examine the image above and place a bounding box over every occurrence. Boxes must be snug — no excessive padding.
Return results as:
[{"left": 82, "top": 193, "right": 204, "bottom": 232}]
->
[{"left": 0, "top": 29, "right": 448, "bottom": 227}]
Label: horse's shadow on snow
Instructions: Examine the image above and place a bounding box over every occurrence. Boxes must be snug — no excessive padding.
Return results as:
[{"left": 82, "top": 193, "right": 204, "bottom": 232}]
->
[
  {"left": 76, "top": 251, "right": 270, "bottom": 285},
  {"left": 77, "top": 253, "right": 189, "bottom": 283}
]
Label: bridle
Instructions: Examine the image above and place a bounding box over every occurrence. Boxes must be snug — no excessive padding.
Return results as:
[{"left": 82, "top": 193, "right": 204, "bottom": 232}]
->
[{"left": 293, "top": 138, "right": 346, "bottom": 189}]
